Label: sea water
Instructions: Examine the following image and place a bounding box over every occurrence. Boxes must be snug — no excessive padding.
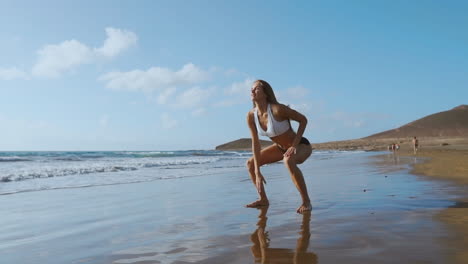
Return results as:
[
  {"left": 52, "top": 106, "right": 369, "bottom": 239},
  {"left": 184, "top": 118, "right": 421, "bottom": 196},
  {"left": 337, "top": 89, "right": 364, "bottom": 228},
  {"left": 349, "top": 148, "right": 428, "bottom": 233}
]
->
[
  {"left": 0, "top": 150, "right": 374, "bottom": 196},
  {"left": 0, "top": 150, "right": 252, "bottom": 195}
]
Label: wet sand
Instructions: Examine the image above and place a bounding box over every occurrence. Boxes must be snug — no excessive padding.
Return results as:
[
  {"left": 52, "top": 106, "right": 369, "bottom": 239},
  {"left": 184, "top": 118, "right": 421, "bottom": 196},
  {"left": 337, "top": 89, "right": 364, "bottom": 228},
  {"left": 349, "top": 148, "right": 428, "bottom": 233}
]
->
[
  {"left": 0, "top": 150, "right": 465, "bottom": 263},
  {"left": 106, "top": 151, "right": 458, "bottom": 264},
  {"left": 312, "top": 136, "right": 468, "bottom": 151},
  {"left": 397, "top": 145, "right": 468, "bottom": 264}
]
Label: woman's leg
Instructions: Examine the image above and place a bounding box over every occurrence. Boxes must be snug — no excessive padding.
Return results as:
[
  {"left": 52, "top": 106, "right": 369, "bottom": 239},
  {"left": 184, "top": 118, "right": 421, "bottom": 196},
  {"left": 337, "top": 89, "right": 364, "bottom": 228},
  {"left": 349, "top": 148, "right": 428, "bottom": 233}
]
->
[
  {"left": 246, "top": 144, "right": 284, "bottom": 207},
  {"left": 283, "top": 144, "right": 313, "bottom": 213}
]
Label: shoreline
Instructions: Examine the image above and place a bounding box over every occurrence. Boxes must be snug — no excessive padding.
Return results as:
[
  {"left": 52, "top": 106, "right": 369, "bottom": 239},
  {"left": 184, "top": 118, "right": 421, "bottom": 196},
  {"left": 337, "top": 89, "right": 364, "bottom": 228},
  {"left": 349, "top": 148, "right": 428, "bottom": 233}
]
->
[
  {"left": 398, "top": 145, "right": 468, "bottom": 264},
  {"left": 216, "top": 136, "right": 468, "bottom": 152}
]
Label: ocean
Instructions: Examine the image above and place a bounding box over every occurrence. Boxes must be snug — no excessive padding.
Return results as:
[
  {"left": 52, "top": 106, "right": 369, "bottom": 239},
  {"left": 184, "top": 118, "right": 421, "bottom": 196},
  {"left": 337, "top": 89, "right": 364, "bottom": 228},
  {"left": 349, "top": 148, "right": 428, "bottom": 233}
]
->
[
  {"left": 0, "top": 150, "right": 252, "bottom": 195},
  {"left": 0, "top": 149, "right": 371, "bottom": 196}
]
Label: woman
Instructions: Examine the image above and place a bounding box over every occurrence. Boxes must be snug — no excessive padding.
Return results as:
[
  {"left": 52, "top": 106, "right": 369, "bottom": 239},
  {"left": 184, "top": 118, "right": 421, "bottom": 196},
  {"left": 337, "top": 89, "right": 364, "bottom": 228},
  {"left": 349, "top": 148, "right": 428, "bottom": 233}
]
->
[{"left": 246, "top": 80, "right": 312, "bottom": 214}]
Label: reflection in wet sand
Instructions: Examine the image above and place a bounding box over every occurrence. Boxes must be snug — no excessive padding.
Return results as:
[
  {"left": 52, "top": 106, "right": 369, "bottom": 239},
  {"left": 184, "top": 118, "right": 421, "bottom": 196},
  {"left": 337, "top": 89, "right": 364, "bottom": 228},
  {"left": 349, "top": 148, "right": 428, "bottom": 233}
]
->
[
  {"left": 392, "top": 152, "right": 400, "bottom": 165},
  {"left": 250, "top": 207, "right": 317, "bottom": 264}
]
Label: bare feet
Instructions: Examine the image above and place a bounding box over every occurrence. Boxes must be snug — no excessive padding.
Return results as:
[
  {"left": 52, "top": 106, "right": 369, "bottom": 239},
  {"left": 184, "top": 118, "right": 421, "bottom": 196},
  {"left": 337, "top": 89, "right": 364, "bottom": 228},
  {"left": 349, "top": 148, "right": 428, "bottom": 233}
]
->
[
  {"left": 246, "top": 199, "right": 269, "bottom": 208},
  {"left": 296, "top": 202, "right": 312, "bottom": 214}
]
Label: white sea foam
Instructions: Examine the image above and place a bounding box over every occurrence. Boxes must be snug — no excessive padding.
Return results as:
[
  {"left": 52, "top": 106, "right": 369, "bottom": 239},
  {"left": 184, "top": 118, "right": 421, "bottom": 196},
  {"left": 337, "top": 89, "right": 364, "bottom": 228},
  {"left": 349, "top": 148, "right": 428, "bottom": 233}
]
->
[
  {"left": 1, "top": 156, "right": 221, "bottom": 182},
  {"left": 0, "top": 157, "right": 31, "bottom": 162}
]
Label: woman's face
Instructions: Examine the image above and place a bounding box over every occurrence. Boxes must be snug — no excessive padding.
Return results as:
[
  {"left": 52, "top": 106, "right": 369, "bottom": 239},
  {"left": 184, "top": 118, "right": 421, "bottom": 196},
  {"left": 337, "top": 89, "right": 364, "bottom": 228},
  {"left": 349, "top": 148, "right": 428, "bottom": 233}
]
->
[{"left": 251, "top": 83, "right": 266, "bottom": 102}]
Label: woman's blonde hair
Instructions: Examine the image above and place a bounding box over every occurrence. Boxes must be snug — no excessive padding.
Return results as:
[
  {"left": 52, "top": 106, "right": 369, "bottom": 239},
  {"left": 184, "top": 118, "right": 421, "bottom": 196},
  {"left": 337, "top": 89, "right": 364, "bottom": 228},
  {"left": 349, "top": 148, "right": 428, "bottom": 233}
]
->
[{"left": 252, "top": 80, "right": 279, "bottom": 107}]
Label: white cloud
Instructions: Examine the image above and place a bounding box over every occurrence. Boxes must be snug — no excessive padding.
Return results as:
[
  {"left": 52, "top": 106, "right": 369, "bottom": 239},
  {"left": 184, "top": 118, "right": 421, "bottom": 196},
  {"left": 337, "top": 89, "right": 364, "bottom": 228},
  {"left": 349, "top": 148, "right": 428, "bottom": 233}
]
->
[
  {"left": 32, "top": 40, "right": 94, "bottom": 78},
  {"left": 100, "top": 63, "right": 210, "bottom": 92},
  {"left": 191, "top": 108, "right": 206, "bottom": 116},
  {"left": 215, "top": 78, "right": 254, "bottom": 107},
  {"left": 161, "top": 113, "right": 178, "bottom": 129},
  {"left": 32, "top": 27, "right": 137, "bottom": 78},
  {"left": 95, "top": 27, "right": 138, "bottom": 58},
  {"left": 274, "top": 85, "right": 316, "bottom": 116},
  {"left": 100, "top": 69, "right": 155, "bottom": 92},
  {"left": 276, "top": 85, "right": 309, "bottom": 105},
  {"left": 285, "top": 85, "right": 308, "bottom": 99},
  {"left": 353, "top": 120, "right": 365, "bottom": 128},
  {"left": 176, "top": 63, "right": 210, "bottom": 84},
  {"left": 289, "top": 103, "right": 311, "bottom": 114},
  {"left": 0, "top": 67, "right": 28, "bottom": 80},
  {"left": 175, "top": 86, "right": 212, "bottom": 108},
  {"left": 157, "top": 87, "right": 177, "bottom": 104},
  {"left": 226, "top": 78, "right": 254, "bottom": 95},
  {"left": 100, "top": 64, "right": 212, "bottom": 110}
]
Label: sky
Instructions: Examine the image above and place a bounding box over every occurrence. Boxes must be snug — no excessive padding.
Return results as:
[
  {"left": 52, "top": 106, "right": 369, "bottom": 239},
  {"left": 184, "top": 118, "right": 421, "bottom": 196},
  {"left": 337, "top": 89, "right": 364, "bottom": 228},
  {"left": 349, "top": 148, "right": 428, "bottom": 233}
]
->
[{"left": 0, "top": 0, "right": 467, "bottom": 151}]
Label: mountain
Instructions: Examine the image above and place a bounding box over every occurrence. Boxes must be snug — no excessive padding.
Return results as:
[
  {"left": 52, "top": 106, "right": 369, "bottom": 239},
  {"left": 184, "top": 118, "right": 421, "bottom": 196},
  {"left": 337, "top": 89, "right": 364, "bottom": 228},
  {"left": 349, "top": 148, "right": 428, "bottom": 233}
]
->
[
  {"left": 215, "top": 138, "right": 272, "bottom": 151},
  {"left": 215, "top": 105, "right": 468, "bottom": 151},
  {"left": 365, "top": 105, "right": 468, "bottom": 139}
]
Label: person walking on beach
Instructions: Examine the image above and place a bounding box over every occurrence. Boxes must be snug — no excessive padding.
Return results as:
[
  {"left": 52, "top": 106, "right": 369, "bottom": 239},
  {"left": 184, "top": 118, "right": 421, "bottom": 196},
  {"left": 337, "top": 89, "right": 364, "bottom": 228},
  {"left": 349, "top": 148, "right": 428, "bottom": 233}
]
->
[
  {"left": 246, "top": 80, "right": 312, "bottom": 214},
  {"left": 412, "top": 136, "right": 419, "bottom": 154}
]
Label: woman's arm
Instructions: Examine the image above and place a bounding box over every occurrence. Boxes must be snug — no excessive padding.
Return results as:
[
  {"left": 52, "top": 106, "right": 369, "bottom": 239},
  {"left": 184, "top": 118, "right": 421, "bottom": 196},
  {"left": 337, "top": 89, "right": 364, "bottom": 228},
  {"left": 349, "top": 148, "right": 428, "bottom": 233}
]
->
[
  {"left": 276, "top": 104, "right": 308, "bottom": 155},
  {"left": 247, "top": 111, "right": 266, "bottom": 190}
]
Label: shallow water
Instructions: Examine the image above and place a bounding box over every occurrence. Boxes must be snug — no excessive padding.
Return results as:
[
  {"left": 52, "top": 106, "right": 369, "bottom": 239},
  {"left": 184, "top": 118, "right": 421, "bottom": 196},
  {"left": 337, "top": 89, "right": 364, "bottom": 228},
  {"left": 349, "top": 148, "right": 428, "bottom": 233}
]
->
[{"left": 0, "top": 151, "right": 460, "bottom": 263}]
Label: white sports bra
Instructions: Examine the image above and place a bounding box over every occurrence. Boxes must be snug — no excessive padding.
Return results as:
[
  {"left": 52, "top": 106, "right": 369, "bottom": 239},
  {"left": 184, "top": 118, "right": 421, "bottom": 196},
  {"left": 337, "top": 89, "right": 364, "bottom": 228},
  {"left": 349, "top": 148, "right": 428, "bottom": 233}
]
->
[{"left": 254, "top": 104, "right": 291, "bottom": 138}]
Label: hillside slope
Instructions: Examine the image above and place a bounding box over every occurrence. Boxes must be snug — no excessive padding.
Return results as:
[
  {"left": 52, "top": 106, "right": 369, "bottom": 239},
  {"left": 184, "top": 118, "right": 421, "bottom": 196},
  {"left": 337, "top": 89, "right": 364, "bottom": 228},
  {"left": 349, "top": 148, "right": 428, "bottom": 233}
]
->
[{"left": 365, "top": 105, "right": 468, "bottom": 139}]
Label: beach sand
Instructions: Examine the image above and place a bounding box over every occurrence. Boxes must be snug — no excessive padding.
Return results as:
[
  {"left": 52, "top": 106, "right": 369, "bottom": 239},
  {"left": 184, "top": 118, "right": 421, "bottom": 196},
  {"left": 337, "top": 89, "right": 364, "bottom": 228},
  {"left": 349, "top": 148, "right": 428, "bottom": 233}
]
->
[
  {"left": 397, "top": 145, "right": 468, "bottom": 264},
  {"left": 1, "top": 150, "right": 467, "bottom": 263},
  {"left": 311, "top": 136, "right": 468, "bottom": 152}
]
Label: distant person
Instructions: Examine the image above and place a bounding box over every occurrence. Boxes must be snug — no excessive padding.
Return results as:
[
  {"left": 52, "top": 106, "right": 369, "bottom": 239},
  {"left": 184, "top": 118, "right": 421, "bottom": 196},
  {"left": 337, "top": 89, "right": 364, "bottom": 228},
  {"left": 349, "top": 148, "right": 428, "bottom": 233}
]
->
[
  {"left": 412, "top": 136, "right": 419, "bottom": 154},
  {"left": 246, "top": 80, "right": 312, "bottom": 214}
]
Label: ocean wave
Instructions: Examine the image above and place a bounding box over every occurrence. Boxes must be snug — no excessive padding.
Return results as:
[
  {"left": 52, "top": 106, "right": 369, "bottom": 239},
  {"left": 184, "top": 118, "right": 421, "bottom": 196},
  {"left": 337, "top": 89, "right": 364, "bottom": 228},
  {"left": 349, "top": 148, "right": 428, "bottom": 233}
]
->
[
  {"left": 0, "top": 157, "right": 221, "bottom": 183},
  {"left": 0, "top": 150, "right": 250, "bottom": 163},
  {"left": 53, "top": 157, "right": 83, "bottom": 161},
  {"left": 1, "top": 177, "right": 13, "bottom": 182},
  {"left": 0, "top": 157, "right": 31, "bottom": 162},
  {"left": 119, "top": 151, "right": 177, "bottom": 158}
]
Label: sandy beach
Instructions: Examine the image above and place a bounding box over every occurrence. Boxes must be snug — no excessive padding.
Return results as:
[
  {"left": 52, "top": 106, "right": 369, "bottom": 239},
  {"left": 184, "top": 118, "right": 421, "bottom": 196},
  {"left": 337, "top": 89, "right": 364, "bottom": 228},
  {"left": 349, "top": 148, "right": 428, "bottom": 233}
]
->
[
  {"left": 1, "top": 149, "right": 467, "bottom": 263},
  {"left": 398, "top": 145, "right": 468, "bottom": 264}
]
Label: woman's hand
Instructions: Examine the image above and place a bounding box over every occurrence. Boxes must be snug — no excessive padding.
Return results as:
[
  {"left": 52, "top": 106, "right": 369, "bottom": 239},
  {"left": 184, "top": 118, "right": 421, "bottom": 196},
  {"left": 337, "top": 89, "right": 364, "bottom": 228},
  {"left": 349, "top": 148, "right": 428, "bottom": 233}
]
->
[
  {"left": 284, "top": 146, "right": 297, "bottom": 157},
  {"left": 256, "top": 172, "right": 267, "bottom": 193}
]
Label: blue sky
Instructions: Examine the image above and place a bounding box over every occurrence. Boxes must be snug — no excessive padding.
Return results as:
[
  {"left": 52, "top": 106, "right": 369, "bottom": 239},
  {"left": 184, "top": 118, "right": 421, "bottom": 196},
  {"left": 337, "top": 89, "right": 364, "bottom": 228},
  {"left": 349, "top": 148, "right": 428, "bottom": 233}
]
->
[{"left": 1, "top": 0, "right": 467, "bottom": 151}]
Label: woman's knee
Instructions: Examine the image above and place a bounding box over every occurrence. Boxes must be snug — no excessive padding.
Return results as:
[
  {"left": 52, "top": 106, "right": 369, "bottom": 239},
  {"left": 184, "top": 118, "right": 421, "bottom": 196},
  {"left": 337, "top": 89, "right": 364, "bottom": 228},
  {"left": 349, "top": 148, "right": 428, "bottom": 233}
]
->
[{"left": 283, "top": 156, "right": 296, "bottom": 168}]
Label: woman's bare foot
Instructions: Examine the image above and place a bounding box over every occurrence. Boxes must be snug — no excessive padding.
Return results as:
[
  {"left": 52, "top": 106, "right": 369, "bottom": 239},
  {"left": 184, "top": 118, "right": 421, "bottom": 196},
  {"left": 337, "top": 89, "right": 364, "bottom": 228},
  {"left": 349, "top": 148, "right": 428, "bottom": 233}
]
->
[
  {"left": 246, "top": 199, "right": 269, "bottom": 208},
  {"left": 296, "top": 202, "right": 312, "bottom": 214}
]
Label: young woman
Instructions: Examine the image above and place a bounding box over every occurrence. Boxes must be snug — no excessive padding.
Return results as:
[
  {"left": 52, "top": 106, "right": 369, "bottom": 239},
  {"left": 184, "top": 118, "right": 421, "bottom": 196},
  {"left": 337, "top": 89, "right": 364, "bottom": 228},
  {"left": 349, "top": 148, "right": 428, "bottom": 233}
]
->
[{"left": 246, "top": 80, "right": 312, "bottom": 214}]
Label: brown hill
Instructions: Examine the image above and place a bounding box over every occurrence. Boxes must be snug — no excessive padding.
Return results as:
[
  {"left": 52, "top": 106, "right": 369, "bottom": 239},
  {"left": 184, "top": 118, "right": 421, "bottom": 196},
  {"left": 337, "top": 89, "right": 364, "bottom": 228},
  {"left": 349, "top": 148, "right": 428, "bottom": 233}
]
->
[
  {"left": 216, "top": 105, "right": 468, "bottom": 151},
  {"left": 365, "top": 105, "right": 468, "bottom": 139},
  {"left": 215, "top": 138, "right": 272, "bottom": 151}
]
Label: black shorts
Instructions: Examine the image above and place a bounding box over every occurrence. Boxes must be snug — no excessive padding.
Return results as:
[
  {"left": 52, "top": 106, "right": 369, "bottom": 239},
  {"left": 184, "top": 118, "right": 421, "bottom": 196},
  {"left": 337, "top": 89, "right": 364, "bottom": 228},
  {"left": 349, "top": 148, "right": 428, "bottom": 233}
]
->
[{"left": 276, "top": 137, "right": 310, "bottom": 154}]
